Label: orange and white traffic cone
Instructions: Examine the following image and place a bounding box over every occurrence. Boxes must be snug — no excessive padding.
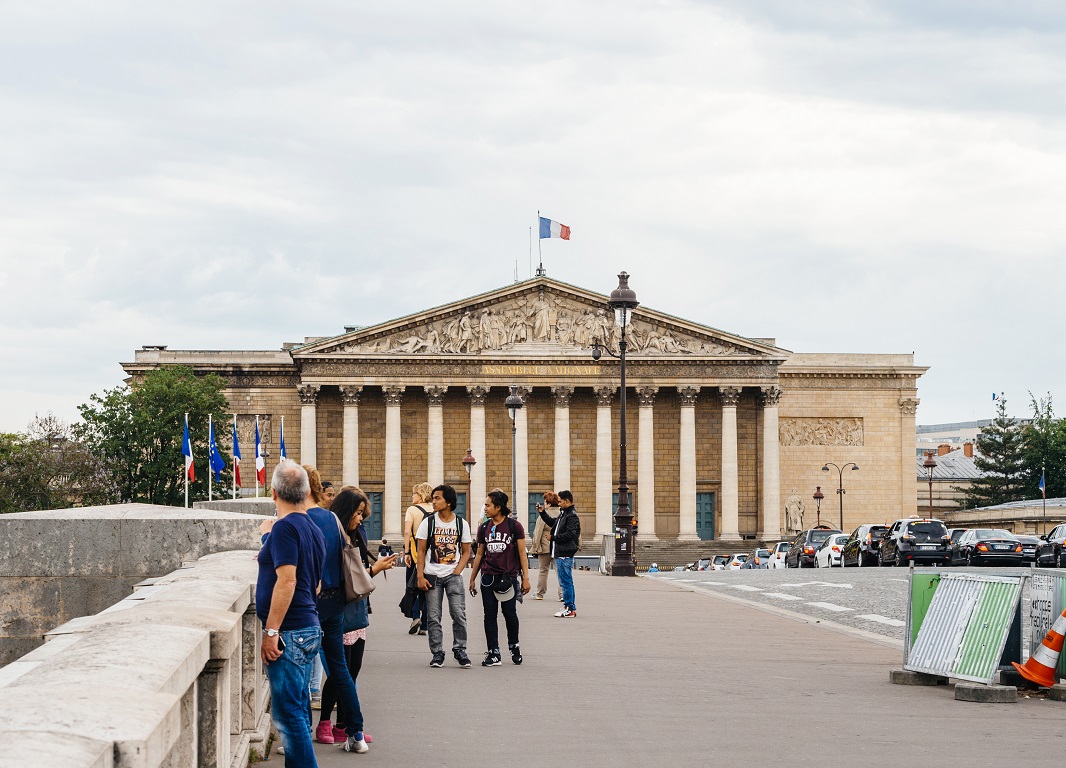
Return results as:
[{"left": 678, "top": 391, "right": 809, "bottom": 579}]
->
[{"left": 1013, "top": 606, "right": 1066, "bottom": 688}]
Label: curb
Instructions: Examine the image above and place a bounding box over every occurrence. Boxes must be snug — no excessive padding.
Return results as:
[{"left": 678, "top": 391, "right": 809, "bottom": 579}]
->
[{"left": 955, "top": 682, "right": 1017, "bottom": 703}]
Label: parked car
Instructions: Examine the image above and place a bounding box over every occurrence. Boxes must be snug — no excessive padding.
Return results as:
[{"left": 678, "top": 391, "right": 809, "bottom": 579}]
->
[
  {"left": 1036, "top": 523, "right": 1066, "bottom": 568},
  {"left": 726, "top": 553, "right": 749, "bottom": 571},
  {"left": 947, "top": 528, "right": 969, "bottom": 547},
  {"left": 692, "top": 557, "right": 712, "bottom": 571},
  {"left": 708, "top": 554, "right": 731, "bottom": 571},
  {"left": 1016, "top": 535, "right": 1041, "bottom": 564},
  {"left": 768, "top": 541, "right": 791, "bottom": 569},
  {"left": 879, "top": 518, "right": 950, "bottom": 566},
  {"left": 815, "top": 533, "right": 849, "bottom": 568},
  {"left": 785, "top": 527, "right": 843, "bottom": 568},
  {"left": 841, "top": 524, "right": 888, "bottom": 567},
  {"left": 949, "top": 529, "right": 1023, "bottom": 567},
  {"left": 742, "top": 548, "right": 771, "bottom": 569}
]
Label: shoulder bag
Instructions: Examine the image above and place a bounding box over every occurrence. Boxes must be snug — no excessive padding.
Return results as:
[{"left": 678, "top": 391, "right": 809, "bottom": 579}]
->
[{"left": 333, "top": 514, "right": 376, "bottom": 602}]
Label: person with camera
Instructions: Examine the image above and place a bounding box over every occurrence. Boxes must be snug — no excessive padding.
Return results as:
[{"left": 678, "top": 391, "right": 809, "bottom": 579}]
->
[
  {"left": 539, "top": 490, "right": 581, "bottom": 618},
  {"left": 469, "top": 490, "right": 530, "bottom": 666},
  {"left": 531, "top": 492, "right": 561, "bottom": 601}
]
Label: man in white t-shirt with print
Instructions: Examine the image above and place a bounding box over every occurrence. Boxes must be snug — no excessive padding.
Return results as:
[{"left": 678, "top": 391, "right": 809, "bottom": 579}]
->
[{"left": 416, "top": 484, "right": 473, "bottom": 668}]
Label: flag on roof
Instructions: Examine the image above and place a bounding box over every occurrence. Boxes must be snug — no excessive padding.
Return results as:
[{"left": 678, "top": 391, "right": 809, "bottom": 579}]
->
[
  {"left": 232, "top": 418, "right": 242, "bottom": 488},
  {"left": 539, "top": 217, "right": 571, "bottom": 240},
  {"left": 182, "top": 414, "right": 195, "bottom": 483}
]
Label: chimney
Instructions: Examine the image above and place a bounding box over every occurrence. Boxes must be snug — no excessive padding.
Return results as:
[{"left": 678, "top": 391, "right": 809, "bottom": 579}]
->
[
  {"left": 963, "top": 442, "right": 973, "bottom": 458},
  {"left": 937, "top": 444, "right": 951, "bottom": 456}
]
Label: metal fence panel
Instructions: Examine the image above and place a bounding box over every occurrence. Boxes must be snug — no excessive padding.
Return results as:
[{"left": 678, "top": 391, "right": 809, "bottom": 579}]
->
[
  {"left": 954, "top": 581, "right": 1021, "bottom": 680},
  {"left": 1028, "top": 572, "right": 1066, "bottom": 678},
  {"left": 907, "top": 577, "right": 979, "bottom": 677}
]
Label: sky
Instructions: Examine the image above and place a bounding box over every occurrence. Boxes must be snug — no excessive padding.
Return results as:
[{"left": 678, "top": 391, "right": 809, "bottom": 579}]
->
[{"left": 1, "top": 1, "right": 1064, "bottom": 432}]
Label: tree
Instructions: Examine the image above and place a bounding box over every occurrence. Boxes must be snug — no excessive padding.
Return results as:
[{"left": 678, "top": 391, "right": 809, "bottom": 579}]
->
[
  {"left": 76, "top": 366, "right": 233, "bottom": 506},
  {"left": 0, "top": 414, "right": 120, "bottom": 514},
  {"left": 1022, "top": 393, "right": 1066, "bottom": 500},
  {"left": 957, "top": 396, "right": 1026, "bottom": 509}
]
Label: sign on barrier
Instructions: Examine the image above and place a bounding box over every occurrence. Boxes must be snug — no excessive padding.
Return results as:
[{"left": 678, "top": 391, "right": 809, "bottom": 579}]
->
[{"left": 1029, "top": 572, "right": 1066, "bottom": 678}]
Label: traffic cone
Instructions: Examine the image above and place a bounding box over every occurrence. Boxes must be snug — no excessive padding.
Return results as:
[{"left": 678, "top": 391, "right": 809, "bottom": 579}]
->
[{"left": 1012, "top": 606, "right": 1066, "bottom": 688}]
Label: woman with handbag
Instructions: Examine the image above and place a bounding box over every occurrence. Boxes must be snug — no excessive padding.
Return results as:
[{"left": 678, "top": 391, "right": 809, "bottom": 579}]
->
[{"left": 316, "top": 488, "right": 394, "bottom": 748}]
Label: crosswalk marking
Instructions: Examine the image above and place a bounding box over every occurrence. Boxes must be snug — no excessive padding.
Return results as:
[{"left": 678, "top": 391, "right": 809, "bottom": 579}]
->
[
  {"left": 806, "top": 602, "right": 853, "bottom": 612},
  {"left": 763, "top": 592, "right": 803, "bottom": 601},
  {"left": 857, "top": 614, "right": 905, "bottom": 627},
  {"left": 730, "top": 585, "right": 763, "bottom": 592}
]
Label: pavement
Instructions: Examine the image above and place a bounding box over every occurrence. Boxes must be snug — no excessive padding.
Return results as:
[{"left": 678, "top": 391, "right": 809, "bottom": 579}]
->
[{"left": 297, "top": 565, "right": 1066, "bottom": 767}]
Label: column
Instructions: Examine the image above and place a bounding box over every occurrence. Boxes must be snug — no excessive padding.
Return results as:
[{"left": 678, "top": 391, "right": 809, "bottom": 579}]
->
[
  {"left": 719, "top": 386, "right": 742, "bottom": 541},
  {"left": 297, "top": 384, "right": 320, "bottom": 467},
  {"left": 900, "top": 397, "right": 920, "bottom": 518},
  {"left": 467, "top": 387, "right": 488, "bottom": 517},
  {"left": 636, "top": 386, "right": 658, "bottom": 539},
  {"left": 426, "top": 386, "right": 447, "bottom": 486},
  {"left": 759, "top": 386, "right": 782, "bottom": 541},
  {"left": 515, "top": 386, "right": 530, "bottom": 517},
  {"left": 383, "top": 385, "right": 405, "bottom": 541},
  {"left": 340, "top": 386, "right": 362, "bottom": 487},
  {"left": 678, "top": 387, "right": 700, "bottom": 540},
  {"left": 594, "top": 386, "right": 614, "bottom": 537},
  {"left": 552, "top": 386, "right": 574, "bottom": 491}
]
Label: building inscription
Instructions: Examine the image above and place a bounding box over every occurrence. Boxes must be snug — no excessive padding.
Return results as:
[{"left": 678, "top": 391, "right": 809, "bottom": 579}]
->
[{"left": 481, "top": 364, "right": 600, "bottom": 377}]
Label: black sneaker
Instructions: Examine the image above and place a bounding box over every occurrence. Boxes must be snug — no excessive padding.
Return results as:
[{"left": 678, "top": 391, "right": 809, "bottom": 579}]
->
[
  {"left": 454, "top": 651, "right": 472, "bottom": 669},
  {"left": 509, "top": 644, "right": 523, "bottom": 665},
  {"left": 430, "top": 652, "right": 445, "bottom": 668},
  {"left": 482, "top": 650, "right": 502, "bottom": 667}
]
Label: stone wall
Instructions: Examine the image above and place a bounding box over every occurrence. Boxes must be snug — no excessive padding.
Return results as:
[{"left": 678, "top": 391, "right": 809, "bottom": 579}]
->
[{"left": 0, "top": 503, "right": 268, "bottom": 665}]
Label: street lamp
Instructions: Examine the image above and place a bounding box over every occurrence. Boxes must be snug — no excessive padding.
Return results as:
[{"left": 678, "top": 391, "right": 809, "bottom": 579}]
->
[
  {"left": 505, "top": 386, "right": 524, "bottom": 514},
  {"left": 462, "top": 448, "right": 477, "bottom": 523},
  {"left": 813, "top": 486, "right": 824, "bottom": 527},
  {"left": 823, "top": 462, "right": 859, "bottom": 531},
  {"left": 922, "top": 451, "right": 937, "bottom": 516},
  {"left": 591, "top": 271, "right": 640, "bottom": 577}
]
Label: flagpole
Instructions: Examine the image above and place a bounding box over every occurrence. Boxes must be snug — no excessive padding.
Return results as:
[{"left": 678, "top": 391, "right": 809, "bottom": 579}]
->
[
  {"left": 1043, "top": 464, "right": 1047, "bottom": 536},
  {"left": 208, "top": 414, "right": 213, "bottom": 502},
  {"left": 184, "top": 412, "right": 189, "bottom": 509},
  {"left": 537, "top": 210, "right": 544, "bottom": 276},
  {"left": 255, "top": 415, "right": 260, "bottom": 498},
  {"left": 232, "top": 414, "right": 238, "bottom": 500}
]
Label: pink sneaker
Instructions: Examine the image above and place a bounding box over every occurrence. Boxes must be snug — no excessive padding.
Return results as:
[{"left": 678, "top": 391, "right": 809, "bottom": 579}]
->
[
  {"left": 315, "top": 721, "right": 334, "bottom": 744},
  {"left": 332, "top": 726, "right": 347, "bottom": 742},
  {"left": 364, "top": 733, "right": 373, "bottom": 744}
]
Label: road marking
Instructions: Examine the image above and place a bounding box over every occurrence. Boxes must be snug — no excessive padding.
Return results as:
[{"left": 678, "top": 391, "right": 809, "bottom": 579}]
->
[
  {"left": 673, "top": 579, "right": 701, "bottom": 582},
  {"left": 764, "top": 592, "right": 804, "bottom": 601},
  {"left": 731, "top": 585, "right": 763, "bottom": 592},
  {"left": 779, "top": 581, "right": 853, "bottom": 589},
  {"left": 888, "top": 579, "right": 907, "bottom": 583},
  {"left": 858, "top": 614, "right": 905, "bottom": 627},
  {"left": 806, "top": 602, "right": 853, "bottom": 612}
]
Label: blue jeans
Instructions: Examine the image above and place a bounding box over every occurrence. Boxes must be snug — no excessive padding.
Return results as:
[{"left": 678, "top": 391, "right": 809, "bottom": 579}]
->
[
  {"left": 426, "top": 573, "right": 468, "bottom": 656},
  {"left": 318, "top": 612, "right": 363, "bottom": 734},
  {"left": 556, "top": 557, "right": 575, "bottom": 610},
  {"left": 265, "top": 625, "right": 322, "bottom": 768}
]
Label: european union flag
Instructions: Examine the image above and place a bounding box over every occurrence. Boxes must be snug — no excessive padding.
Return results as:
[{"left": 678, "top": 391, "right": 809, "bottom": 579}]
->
[{"left": 209, "top": 418, "right": 226, "bottom": 481}]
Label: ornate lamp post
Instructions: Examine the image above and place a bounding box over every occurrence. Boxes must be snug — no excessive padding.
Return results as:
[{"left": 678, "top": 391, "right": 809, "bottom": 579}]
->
[
  {"left": 463, "top": 448, "right": 477, "bottom": 522},
  {"left": 813, "top": 486, "right": 824, "bottom": 527},
  {"left": 505, "top": 386, "right": 524, "bottom": 512},
  {"left": 591, "top": 271, "right": 639, "bottom": 577},
  {"left": 823, "top": 462, "right": 859, "bottom": 531},
  {"left": 922, "top": 451, "right": 937, "bottom": 516}
]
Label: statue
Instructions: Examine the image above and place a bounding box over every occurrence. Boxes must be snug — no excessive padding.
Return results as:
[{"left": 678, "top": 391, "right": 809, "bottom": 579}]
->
[
  {"left": 784, "top": 491, "right": 805, "bottom": 534},
  {"left": 530, "top": 290, "right": 553, "bottom": 340}
]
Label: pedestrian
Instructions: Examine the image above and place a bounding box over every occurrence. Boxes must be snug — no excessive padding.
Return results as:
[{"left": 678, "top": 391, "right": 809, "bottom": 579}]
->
[
  {"left": 378, "top": 539, "right": 393, "bottom": 558},
  {"left": 469, "top": 490, "right": 530, "bottom": 666},
  {"left": 403, "top": 482, "right": 434, "bottom": 636},
  {"left": 415, "top": 484, "right": 473, "bottom": 668},
  {"left": 320, "top": 481, "right": 336, "bottom": 510},
  {"left": 256, "top": 459, "right": 325, "bottom": 767},
  {"left": 530, "top": 491, "right": 561, "bottom": 601},
  {"left": 539, "top": 489, "right": 581, "bottom": 618}
]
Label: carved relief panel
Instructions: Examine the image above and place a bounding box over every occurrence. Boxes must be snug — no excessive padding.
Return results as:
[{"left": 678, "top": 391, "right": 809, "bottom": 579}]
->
[{"left": 779, "top": 418, "right": 864, "bottom": 447}]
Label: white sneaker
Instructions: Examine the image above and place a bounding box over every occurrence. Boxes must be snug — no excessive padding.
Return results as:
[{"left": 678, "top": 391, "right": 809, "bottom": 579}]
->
[{"left": 345, "top": 734, "right": 369, "bottom": 753}]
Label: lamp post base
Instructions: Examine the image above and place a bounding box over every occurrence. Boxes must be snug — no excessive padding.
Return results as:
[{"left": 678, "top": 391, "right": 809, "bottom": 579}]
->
[{"left": 611, "top": 562, "right": 636, "bottom": 577}]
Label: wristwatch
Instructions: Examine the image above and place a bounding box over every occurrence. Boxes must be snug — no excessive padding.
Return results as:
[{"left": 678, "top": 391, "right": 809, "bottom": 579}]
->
[{"left": 265, "top": 628, "right": 280, "bottom": 638}]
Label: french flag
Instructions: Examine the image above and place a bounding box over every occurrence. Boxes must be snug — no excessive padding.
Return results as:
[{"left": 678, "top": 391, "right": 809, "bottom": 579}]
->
[
  {"left": 255, "top": 418, "right": 266, "bottom": 485},
  {"left": 539, "top": 216, "right": 571, "bottom": 240},
  {"left": 182, "top": 414, "right": 195, "bottom": 482}
]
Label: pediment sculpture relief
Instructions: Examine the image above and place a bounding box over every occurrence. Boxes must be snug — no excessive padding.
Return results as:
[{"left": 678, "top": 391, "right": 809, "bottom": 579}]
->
[{"left": 335, "top": 289, "right": 754, "bottom": 357}]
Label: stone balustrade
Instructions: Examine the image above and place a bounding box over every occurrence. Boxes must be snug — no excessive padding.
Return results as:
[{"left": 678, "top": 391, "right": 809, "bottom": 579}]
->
[{"left": 0, "top": 550, "right": 269, "bottom": 768}]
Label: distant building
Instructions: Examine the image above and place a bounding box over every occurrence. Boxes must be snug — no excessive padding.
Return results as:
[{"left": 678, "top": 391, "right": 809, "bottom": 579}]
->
[
  {"left": 915, "top": 445, "right": 983, "bottom": 517},
  {"left": 944, "top": 497, "right": 1066, "bottom": 536},
  {"left": 916, "top": 417, "right": 1031, "bottom": 458}
]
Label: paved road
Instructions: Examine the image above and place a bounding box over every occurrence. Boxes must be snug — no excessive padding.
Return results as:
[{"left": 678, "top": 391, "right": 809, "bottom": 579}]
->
[{"left": 299, "top": 565, "right": 1064, "bottom": 767}]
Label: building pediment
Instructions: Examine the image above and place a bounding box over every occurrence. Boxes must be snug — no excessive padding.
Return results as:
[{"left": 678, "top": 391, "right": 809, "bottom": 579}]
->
[{"left": 293, "top": 277, "right": 788, "bottom": 361}]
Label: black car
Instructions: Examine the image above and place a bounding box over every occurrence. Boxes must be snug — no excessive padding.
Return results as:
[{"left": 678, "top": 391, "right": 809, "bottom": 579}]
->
[
  {"left": 1016, "top": 535, "right": 1041, "bottom": 564},
  {"left": 1036, "top": 523, "right": 1066, "bottom": 568},
  {"left": 949, "top": 528, "right": 1023, "bottom": 566},
  {"left": 878, "top": 518, "right": 950, "bottom": 566},
  {"left": 785, "top": 527, "right": 843, "bottom": 568},
  {"left": 841, "top": 524, "right": 888, "bottom": 567}
]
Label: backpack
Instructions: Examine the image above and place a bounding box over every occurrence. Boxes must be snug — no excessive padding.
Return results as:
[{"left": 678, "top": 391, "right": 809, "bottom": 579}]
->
[{"left": 425, "top": 513, "right": 467, "bottom": 565}]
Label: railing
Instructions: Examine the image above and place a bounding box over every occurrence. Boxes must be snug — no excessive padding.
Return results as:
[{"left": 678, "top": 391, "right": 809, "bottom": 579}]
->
[{"left": 0, "top": 550, "right": 269, "bottom": 768}]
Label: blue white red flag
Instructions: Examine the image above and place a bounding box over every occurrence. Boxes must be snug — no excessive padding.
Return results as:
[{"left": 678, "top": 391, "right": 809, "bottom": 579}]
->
[
  {"left": 992, "top": 393, "right": 999, "bottom": 401},
  {"left": 1040, "top": 469, "right": 1046, "bottom": 499},
  {"left": 539, "top": 217, "right": 571, "bottom": 240},
  {"left": 209, "top": 418, "right": 225, "bottom": 482},
  {"left": 232, "top": 418, "right": 242, "bottom": 488},
  {"left": 255, "top": 419, "right": 266, "bottom": 485},
  {"left": 182, "top": 415, "right": 195, "bottom": 482},
  {"left": 279, "top": 417, "right": 287, "bottom": 460}
]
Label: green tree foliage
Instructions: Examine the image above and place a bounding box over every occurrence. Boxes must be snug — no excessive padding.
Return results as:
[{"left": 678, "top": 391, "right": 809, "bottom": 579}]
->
[
  {"left": 958, "top": 396, "right": 1026, "bottom": 509},
  {"left": 1022, "top": 393, "right": 1066, "bottom": 500},
  {"left": 0, "top": 414, "right": 120, "bottom": 514},
  {"left": 76, "top": 366, "right": 233, "bottom": 506}
]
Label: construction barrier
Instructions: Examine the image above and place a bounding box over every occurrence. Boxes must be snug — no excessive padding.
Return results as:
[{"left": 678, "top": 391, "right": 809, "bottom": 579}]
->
[{"left": 1027, "top": 572, "right": 1066, "bottom": 679}]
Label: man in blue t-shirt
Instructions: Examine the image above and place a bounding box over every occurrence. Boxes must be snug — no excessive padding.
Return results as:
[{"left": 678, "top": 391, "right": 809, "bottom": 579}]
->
[{"left": 256, "top": 460, "right": 325, "bottom": 766}]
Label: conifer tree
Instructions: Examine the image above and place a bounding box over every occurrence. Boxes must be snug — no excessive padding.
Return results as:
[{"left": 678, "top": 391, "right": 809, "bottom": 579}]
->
[{"left": 957, "top": 395, "right": 1026, "bottom": 508}]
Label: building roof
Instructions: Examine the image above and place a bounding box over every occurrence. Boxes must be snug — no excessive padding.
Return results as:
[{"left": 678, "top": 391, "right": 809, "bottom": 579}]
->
[
  {"left": 916, "top": 448, "right": 985, "bottom": 481},
  {"left": 969, "top": 497, "right": 1066, "bottom": 513}
]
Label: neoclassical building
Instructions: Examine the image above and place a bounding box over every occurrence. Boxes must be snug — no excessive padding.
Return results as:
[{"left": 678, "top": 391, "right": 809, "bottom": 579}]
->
[{"left": 123, "top": 276, "right": 926, "bottom": 545}]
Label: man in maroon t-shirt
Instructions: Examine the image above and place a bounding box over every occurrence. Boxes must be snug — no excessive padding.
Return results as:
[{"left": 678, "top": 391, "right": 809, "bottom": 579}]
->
[{"left": 468, "top": 489, "right": 531, "bottom": 666}]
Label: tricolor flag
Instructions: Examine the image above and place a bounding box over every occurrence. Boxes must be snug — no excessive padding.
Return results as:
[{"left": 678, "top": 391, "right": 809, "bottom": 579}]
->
[
  {"left": 279, "top": 416, "right": 287, "bottom": 460},
  {"left": 1040, "top": 469, "right": 1046, "bottom": 499},
  {"left": 992, "top": 392, "right": 1000, "bottom": 401},
  {"left": 255, "top": 418, "right": 266, "bottom": 485},
  {"left": 208, "top": 417, "right": 225, "bottom": 482},
  {"left": 182, "top": 414, "right": 195, "bottom": 482},
  {"left": 232, "top": 418, "right": 242, "bottom": 488},
  {"left": 539, "top": 216, "right": 571, "bottom": 240}
]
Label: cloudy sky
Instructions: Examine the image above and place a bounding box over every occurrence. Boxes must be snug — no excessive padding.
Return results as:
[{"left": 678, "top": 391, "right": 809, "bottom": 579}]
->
[{"left": 2, "top": 1, "right": 1064, "bottom": 432}]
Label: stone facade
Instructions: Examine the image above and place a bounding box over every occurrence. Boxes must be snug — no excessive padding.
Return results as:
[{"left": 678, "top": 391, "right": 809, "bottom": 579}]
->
[{"left": 122, "top": 277, "right": 926, "bottom": 546}]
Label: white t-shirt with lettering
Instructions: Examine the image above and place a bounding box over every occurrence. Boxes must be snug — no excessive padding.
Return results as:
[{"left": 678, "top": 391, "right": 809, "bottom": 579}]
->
[{"left": 416, "top": 514, "right": 473, "bottom": 578}]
